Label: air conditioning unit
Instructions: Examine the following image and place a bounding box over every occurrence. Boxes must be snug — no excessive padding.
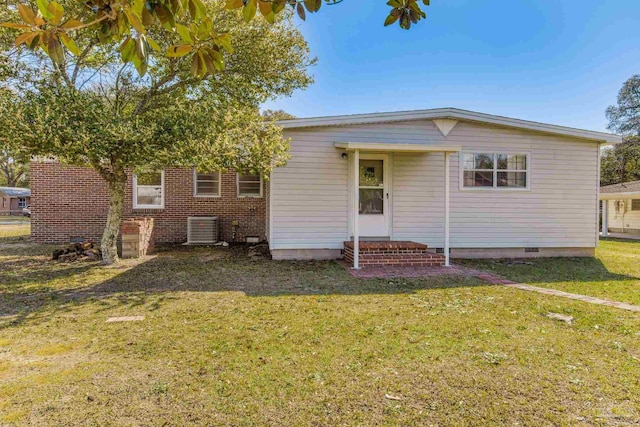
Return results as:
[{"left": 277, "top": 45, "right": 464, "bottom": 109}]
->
[{"left": 187, "top": 217, "right": 219, "bottom": 244}]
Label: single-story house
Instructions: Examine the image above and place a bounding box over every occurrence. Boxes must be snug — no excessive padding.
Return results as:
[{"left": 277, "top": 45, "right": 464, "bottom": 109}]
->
[
  {"left": 0, "top": 187, "right": 30, "bottom": 216},
  {"left": 600, "top": 180, "right": 640, "bottom": 236},
  {"left": 31, "top": 108, "right": 621, "bottom": 267}
]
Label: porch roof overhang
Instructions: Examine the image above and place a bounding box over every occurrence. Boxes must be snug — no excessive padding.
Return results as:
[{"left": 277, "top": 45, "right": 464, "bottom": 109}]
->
[
  {"left": 600, "top": 192, "right": 640, "bottom": 200},
  {"left": 334, "top": 142, "right": 462, "bottom": 153}
]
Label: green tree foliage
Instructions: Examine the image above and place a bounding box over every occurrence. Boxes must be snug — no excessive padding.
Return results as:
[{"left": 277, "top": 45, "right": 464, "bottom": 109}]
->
[
  {"left": 1, "top": 0, "right": 430, "bottom": 78},
  {"left": 606, "top": 75, "right": 640, "bottom": 136},
  {"left": 261, "top": 109, "right": 296, "bottom": 121},
  {"left": 602, "top": 76, "right": 640, "bottom": 186},
  {"left": 600, "top": 137, "right": 640, "bottom": 186},
  {"left": 0, "top": 151, "right": 29, "bottom": 187},
  {"left": 0, "top": 1, "right": 312, "bottom": 264}
]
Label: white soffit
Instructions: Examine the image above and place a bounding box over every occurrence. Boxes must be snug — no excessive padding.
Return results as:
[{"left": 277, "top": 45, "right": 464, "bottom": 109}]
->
[{"left": 432, "top": 119, "right": 458, "bottom": 137}]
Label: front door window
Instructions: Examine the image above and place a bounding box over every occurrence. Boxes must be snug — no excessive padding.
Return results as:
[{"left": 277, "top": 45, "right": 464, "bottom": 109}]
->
[{"left": 359, "top": 160, "right": 384, "bottom": 214}]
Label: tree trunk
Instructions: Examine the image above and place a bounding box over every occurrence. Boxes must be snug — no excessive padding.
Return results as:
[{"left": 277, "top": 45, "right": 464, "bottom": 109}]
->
[
  {"left": 2, "top": 168, "right": 23, "bottom": 187},
  {"left": 101, "top": 176, "right": 126, "bottom": 265}
]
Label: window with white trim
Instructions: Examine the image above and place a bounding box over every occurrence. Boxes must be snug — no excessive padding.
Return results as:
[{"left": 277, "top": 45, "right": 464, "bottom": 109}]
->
[
  {"left": 237, "top": 173, "right": 262, "bottom": 197},
  {"left": 18, "top": 198, "right": 26, "bottom": 208},
  {"left": 463, "top": 153, "right": 528, "bottom": 189},
  {"left": 194, "top": 170, "right": 221, "bottom": 197},
  {"left": 632, "top": 199, "right": 640, "bottom": 211},
  {"left": 134, "top": 170, "right": 164, "bottom": 208}
]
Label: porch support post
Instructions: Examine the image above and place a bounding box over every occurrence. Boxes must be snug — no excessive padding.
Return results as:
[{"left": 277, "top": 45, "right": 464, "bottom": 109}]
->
[
  {"left": 601, "top": 199, "right": 609, "bottom": 237},
  {"left": 353, "top": 149, "right": 360, "bottom": 269},
  {"left": 444, "top": 152, "right": 451, "bottom": 267}
]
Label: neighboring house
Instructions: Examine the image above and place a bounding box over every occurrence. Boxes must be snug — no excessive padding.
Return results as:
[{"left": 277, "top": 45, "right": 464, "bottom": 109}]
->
[
  {"left": 600, "top": 180, "right": 640, "bottom": 236},
  {"left": 31, "top": 108, "right": 620, "bottom": 266},
  {"left": 0, "top": 187, "right": 31, "bottom": 216}
]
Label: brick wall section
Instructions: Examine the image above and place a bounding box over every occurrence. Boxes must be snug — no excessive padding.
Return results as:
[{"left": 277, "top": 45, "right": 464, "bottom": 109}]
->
[
  {"left": 121, "top": 218, "right": 155, "bottom": 258},
  {"left": 31, "top": 162, "right": 267, "bottom": 244},
  {"left": 343, "top": 241, "right": 446, "bottom": 267}
]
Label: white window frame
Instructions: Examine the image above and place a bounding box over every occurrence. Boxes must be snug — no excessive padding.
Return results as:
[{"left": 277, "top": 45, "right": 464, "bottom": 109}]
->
[
  {"left": 133, "top": 170, "right": 165, "bottom": 209},
  {"left": 17, "top": 198, "right": 27, "bottom": 208},
  {"left": 631, "top": 199, "right": 640, "bottom": 211},
  {"left": 193, "top": 169, "right": 222, "bottom": 198},
  {"left": 459, "top": 151, "right": 530, "bottom": 191},
  {"left": 236, "top": 173, "right": 263, "bottom": 198}
]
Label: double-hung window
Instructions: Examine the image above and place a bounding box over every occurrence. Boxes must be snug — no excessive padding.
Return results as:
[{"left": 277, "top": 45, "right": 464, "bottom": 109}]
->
[
  {"left": 17, "top": 198, "right": 26, "bottom": 208},
  {"left": 237, "top": 173, "right": 262, "bottom": 198},
  {"left": 134, "top": 170, "right": 164, "bottom": 208},
  {"left": 462, "top": 153, "right": 528, "bottom": 189},
  {"left": 194, "top": 170, "right": 221, "bottom": 197}
]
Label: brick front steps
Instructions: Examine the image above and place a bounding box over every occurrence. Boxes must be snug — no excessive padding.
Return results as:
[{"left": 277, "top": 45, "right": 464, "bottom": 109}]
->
[{"left": 343, "top": 241, "right": 445, "bottom": 267}]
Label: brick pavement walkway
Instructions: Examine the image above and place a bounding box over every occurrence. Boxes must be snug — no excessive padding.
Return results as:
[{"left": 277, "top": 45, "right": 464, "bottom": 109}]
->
[
  {"left": 475, "top": 272, "right": 640, "bottom": 313},
  {"left": 340, "top": 261, "right": 640, "bottom": 313}
]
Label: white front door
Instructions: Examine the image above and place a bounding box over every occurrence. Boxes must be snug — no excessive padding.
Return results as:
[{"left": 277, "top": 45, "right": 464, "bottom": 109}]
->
[{"left": 358, "top": 154, "right": 389, "bottom": 237}]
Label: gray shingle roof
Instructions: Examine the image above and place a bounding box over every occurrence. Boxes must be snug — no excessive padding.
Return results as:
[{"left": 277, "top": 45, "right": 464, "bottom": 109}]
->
[
  {"left": 600, "top": 181, "right": 640, "bottom": 194},
  {"left": 0, "top": 187, "right": 30, "bottom": 197}
]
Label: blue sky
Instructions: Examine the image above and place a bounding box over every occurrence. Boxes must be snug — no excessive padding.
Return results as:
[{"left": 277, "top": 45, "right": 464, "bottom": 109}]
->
[{"left": 263, "top": 0, "right": 640, "bottom": 133}]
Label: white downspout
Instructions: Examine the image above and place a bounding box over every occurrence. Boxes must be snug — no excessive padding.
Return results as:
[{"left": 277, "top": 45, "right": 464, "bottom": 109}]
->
[
  {"left": 353, "top": 149, "right": 360, "bottom": 269},
  {"left": 444, "top": 152, "right": 451, "bottom": 267},
  {"left": 601, "top": 200, "right": 608, "bottom": 237}
]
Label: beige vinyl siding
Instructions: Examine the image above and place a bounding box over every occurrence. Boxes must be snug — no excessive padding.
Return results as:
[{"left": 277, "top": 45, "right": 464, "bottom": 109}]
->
[
  {"left": 448, "top": 122, "right": 598, "bottom": 248},
  {"left": 270, "top": 119, "right": 599, "bottom": 250},
  {"left": 392, "top": 152, "right": 444, "bottom": 247},
  {"left": 270, "top": 129, "right": 348, "bottom": 249}
]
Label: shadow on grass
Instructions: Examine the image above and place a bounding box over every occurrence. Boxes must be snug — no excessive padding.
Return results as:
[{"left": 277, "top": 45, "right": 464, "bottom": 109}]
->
[
  {"left": 0, "top": 232, "right": 31, "bottom": 245},
  {"left": 0, "top": 243, "right": 493, "bottom": 330},
  {"left": 4, "top": 239, "right": 637, "bottom": 331},
  {"left": 600, "top": 236, "right": 640, "bottom": 243}
]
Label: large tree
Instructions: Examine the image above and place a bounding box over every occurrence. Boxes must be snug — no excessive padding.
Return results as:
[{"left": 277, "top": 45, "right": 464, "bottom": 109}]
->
[
  {"left": 0, "top": 0, "right": 312, "bottom": 264},
  {"left": 0, "top": 0, "right": 430, "bottom": 264},
  {"left": 602, "top": 76, "right": 640, "bottom": 185},
  {"left": 600, "top": 137, "right": 640, "bottom": 186},
  {"left": 0, "top": 151, "right": 29, "bottom": 187},
  {"left": 606, "top": 75, "right": 640, "bottom": 137}
]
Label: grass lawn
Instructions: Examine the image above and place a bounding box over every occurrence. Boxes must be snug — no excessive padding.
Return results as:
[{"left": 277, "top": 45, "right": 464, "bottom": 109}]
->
[
  {"left": 465, "top": 238, "right": 640, "bottom": 306},
  {"left": 0, "top": 224, "right": 31, "bottom": 242},
  {"left": 1, "top": 227, "right": 639, "bottom": 425}
]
